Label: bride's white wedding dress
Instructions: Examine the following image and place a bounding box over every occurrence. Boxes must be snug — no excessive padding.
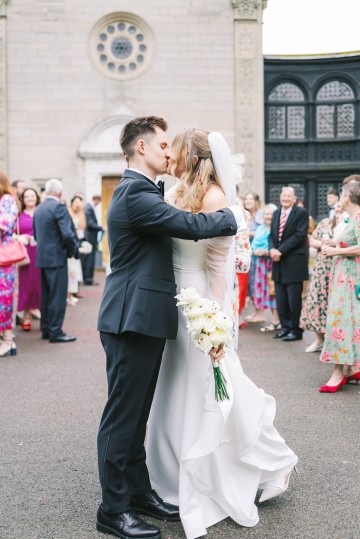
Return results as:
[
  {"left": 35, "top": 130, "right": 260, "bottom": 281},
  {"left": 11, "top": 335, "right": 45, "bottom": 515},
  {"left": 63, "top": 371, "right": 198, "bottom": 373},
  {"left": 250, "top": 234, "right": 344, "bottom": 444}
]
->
[{"left": 146, "top": 236, "right": 298, "bottom": 539}]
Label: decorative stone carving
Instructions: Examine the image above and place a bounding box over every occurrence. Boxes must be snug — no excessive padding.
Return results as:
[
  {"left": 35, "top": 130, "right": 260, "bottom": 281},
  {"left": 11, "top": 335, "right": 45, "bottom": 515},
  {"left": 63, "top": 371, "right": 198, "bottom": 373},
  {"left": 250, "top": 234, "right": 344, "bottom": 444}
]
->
[
  {"left": 233, "top": 0, "right": 265, "bottom": 195},
  {"left": 232, "top": 0, "right": 261, "bottom": 21},
  {"left": 0, "top": 1, "right": 8, "bottom": 17}
]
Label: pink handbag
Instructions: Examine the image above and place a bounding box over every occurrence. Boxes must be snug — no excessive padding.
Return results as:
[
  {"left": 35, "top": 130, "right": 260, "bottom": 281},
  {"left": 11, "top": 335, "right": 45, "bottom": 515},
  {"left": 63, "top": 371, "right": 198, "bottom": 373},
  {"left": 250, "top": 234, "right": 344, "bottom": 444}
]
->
[{"left": 0, "top": 240, "right": 28, "bottom": 266}]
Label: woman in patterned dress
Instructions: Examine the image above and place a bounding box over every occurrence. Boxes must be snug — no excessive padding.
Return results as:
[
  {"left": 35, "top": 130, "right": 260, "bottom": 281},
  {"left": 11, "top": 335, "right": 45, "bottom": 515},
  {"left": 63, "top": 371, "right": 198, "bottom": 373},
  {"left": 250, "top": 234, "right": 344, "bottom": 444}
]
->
[
  {"left": 243, "top": 191, "right": 264, "bottom": 323},
  {"left": 319, "top": 181, "right": 360, "bottom": 393},
  {"left": 248, "top": 204, "right": 280, "bottom": 330},
  {"left": 300, "top": 216, "right": 338, "bottom": 352},
  {"left": 0, "top": 172, "right": 20, "bottom": 357}
]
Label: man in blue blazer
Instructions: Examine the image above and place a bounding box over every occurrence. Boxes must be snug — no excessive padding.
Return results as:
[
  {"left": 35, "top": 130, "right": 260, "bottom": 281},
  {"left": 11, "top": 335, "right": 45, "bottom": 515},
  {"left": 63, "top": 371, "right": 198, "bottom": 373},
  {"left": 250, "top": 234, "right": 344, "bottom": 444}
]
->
[
  {"left": 96, "top": 117, "right": 245, "bottom": 539},
  {"left": 33, "top": 179, "right": 79, "bottom": 343}
]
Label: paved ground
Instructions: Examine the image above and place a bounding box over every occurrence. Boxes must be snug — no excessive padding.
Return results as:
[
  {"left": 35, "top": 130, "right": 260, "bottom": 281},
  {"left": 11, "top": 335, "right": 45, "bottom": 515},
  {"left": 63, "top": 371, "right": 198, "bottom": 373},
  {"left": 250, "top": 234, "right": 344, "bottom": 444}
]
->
[{"left": 1, "top": 272, "right": 359, "bottom": 539}]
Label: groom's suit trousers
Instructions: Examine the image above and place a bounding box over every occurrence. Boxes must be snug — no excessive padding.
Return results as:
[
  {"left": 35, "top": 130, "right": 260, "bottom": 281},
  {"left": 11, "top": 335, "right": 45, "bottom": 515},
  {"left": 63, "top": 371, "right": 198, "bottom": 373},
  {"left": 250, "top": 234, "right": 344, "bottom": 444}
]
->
[{"left": 98, "top": 331, "right": 165, "bottom": 514}]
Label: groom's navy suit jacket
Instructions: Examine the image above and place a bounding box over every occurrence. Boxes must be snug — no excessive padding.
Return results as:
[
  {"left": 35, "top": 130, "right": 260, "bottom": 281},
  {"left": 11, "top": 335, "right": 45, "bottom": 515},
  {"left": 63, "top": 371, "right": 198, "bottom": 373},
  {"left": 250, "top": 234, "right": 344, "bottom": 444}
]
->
[{"left": 97, "top": 169, "right": 238, "bottom": 340}]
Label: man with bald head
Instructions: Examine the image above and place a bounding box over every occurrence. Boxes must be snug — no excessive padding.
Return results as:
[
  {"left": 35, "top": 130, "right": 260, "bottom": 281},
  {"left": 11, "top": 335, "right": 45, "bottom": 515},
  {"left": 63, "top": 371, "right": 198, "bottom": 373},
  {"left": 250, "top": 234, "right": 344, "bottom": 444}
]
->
[
  {"left": 33, "top": 179, "right": 79, "bottom": 343},
  {"left": 269, "top": 186, "right": 309, "bottom": 341}
]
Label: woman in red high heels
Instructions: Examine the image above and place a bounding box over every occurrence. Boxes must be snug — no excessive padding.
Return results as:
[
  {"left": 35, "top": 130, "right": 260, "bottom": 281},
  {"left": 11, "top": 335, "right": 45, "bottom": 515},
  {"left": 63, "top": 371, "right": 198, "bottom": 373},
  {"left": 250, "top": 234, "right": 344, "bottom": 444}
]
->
[
  {"left": 17, "top": 188, "right": 42, "bottom": 331},
  {"left": 319, "top": 180, "right": 360, "bottom": 393}
]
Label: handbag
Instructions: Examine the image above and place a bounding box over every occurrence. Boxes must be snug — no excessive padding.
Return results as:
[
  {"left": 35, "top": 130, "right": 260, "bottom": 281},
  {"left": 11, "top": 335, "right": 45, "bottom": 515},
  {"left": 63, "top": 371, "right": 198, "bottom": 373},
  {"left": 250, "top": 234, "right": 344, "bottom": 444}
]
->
[
  {"left": 0, "top": 219, "right": 30, "bottom": 267},
  {"left": 0, "top": 240, "right": 28, "bottom": 266}
]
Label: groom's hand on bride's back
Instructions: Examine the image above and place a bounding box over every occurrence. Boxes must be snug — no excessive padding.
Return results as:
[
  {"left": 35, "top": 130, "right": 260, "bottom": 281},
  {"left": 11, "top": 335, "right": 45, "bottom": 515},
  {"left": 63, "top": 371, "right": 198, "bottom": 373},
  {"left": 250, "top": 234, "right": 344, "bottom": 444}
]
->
[
  {"left": 228, "top": 205, "right": 247, "bottom": 231},
  {"left": 209, "top": 343, "right": 225, "bottom": 362}
]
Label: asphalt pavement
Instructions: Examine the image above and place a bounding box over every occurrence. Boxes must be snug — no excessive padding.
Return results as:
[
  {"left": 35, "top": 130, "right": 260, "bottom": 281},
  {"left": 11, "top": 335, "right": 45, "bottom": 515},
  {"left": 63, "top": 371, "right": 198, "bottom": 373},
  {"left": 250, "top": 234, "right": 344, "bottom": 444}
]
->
[{"left": 1, "top": 272, "right": 359, "bottom": 539}]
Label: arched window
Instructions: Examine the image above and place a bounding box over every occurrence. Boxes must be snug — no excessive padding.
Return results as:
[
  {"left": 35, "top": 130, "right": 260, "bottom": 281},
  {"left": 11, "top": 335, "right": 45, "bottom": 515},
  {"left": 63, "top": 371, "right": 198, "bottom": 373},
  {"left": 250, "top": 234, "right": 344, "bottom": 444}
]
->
[
  {"left": 316, "top": 80, "right": 355, "bottom": 139},
  {"left": 268, "top": 82, "right": 305, "bottom": 140}
]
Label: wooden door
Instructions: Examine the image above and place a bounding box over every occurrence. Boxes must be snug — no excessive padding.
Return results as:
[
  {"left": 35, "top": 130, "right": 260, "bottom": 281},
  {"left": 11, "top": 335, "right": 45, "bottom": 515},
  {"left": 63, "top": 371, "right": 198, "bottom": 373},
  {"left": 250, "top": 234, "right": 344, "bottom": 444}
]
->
[{"left": 102, "top": 176, "right": 121, "bottom": 264}]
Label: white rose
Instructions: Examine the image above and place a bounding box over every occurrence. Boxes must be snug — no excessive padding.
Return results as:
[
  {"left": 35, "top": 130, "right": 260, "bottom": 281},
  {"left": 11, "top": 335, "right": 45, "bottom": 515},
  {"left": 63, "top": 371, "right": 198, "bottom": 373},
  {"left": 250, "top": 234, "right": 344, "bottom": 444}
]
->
[
  {"left": 213, "top": 311, "right": 233, "bottom": 331},
  {"left": 184, "top": 299, "right": 213, "bottom": 318},
  {"left": 175, "top": 287, "right": 202, "bottom": 305},
  {"left": 186, "top": 316, "right": 206, "bottom": 335},
  {"left": 207, "top": 301, "right": 220, "bottom": 314},
  {"left": 194, "top": 333, "right": 213, "bottom": 354},
  {"left": 202, "top": 314, "right": 217, "bottom": 334},
  {"left": 210, "top": 328, "right": 229, "bottom": 347}
]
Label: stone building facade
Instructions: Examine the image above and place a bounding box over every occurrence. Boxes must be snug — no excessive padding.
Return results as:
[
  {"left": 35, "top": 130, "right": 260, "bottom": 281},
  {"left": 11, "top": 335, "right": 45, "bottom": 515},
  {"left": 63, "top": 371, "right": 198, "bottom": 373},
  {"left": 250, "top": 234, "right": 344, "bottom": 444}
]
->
[{"left": 0, "top": 0, "right": 267, "bottom": 219}]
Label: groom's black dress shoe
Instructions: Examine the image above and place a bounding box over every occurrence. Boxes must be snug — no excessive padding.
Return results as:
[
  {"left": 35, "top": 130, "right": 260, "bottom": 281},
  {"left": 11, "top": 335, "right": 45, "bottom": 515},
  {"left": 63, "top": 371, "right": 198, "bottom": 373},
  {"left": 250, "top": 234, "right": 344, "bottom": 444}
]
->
[
  {"left": 130, "top": 489, "right": 180, "bottom": 522},
  {"left": 273, "top": 329, "right": 290, "bottom": 339},
  {"left": 96, "top": 507, "right": 161, "bottom": 539},
  {"left": 281, "top": 331, "right": 303, "bottom": 342}
]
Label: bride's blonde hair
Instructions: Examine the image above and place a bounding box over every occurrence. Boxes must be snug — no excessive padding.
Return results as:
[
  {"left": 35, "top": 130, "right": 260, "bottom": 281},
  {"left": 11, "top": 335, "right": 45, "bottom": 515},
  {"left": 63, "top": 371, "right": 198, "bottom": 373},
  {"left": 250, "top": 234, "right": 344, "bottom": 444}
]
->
[{"left": 171, "top": 128, "right": 224, "bottom": 212}]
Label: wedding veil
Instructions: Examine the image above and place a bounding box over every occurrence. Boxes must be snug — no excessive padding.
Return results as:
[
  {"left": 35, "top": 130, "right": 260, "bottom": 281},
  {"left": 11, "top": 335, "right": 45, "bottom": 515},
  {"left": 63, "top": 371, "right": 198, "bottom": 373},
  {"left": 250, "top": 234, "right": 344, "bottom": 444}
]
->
[
  {"left": 208, "top": 132, "right": 237, "bottom": 205},
  {"left": 208, "top": 131, "right": 241, "bottom": 346}
]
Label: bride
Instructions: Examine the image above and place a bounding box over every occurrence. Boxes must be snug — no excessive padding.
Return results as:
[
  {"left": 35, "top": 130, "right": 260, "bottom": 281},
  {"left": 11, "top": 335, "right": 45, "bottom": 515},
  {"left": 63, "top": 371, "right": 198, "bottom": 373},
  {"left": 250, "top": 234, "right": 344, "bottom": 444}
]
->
[{"left": 146, "top": 128, "right": 298, "bottom": 539}]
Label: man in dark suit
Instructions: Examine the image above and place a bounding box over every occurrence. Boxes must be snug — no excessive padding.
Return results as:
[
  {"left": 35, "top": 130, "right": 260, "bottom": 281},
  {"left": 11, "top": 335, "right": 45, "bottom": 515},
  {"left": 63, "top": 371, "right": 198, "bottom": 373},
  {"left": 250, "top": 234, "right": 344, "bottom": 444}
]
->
[
  {"left": 33, "top": 179, "right": 79, "bottom": 343},
  {"left": 96, "top": 116, "right": 246, "bottom": 539},
  {"left": 82, "top": 195, "right": 105, "bottom": 285},
  {"left": 269, "top": 186, "right": 309, "bottom": 342}
]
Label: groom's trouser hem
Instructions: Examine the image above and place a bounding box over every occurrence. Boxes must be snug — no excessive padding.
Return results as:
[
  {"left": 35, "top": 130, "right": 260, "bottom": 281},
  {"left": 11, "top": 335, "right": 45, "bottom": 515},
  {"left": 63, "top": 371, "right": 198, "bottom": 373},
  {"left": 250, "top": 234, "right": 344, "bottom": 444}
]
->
[{"left": 97, "top": 331, "right": 165, "bottom": 514}]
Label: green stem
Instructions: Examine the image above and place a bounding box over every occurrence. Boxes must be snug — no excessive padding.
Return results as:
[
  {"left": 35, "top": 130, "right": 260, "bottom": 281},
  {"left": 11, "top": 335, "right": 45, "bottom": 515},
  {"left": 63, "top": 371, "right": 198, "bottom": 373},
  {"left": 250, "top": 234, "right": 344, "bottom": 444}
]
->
[{"left": 213, "top": 366, "right": 229, "bottom": 401}]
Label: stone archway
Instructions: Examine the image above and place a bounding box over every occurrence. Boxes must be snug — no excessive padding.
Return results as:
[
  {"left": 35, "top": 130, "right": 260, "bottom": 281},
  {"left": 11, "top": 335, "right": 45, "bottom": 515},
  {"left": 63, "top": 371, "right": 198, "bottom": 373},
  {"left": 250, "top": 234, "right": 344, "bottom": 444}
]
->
[
  {"left": 78, "top": 105, "right": 135, "bottom": 199},
  {"left": 78, "top": 105, "right": 135, "bottom": 268}
]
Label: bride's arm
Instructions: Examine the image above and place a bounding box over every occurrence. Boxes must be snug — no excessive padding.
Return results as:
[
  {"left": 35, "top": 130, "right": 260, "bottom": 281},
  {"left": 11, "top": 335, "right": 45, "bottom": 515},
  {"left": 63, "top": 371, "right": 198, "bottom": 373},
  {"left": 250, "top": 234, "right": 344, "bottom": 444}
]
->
[{"left": 201, "top": 187, "right": 233, "bottom": 307}]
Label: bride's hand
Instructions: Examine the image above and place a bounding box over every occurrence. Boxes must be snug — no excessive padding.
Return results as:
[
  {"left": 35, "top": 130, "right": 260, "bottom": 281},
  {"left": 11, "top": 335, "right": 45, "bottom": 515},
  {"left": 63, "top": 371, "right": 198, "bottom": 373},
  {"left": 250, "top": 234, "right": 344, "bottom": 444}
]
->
[{"left": 209, "top": 343, "right": 225, "bottom": 363}]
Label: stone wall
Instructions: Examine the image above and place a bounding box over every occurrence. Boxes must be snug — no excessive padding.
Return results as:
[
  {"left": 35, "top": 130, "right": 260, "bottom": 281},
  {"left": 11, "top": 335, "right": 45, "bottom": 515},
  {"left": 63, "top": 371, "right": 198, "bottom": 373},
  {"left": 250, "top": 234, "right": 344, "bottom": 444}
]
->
[{"left": 4, "top": 0, "right": 265, "bottom": 200}]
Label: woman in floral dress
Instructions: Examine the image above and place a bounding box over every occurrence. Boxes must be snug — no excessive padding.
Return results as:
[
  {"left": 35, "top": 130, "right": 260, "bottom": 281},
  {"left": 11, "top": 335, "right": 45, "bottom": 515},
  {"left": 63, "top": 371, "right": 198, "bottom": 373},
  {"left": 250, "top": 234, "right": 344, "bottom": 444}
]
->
[
  {"left": 0, "top": 172, "right": 19, "bottom": 357},
  {"left": 300, "top": 216, "right": 337, "bottom": 352},
  {"left": 248, "top": 204, "right": 280, "bottom": 331},
  {"left": 319, "top": 181, "right": 360, "bottom": 393}
]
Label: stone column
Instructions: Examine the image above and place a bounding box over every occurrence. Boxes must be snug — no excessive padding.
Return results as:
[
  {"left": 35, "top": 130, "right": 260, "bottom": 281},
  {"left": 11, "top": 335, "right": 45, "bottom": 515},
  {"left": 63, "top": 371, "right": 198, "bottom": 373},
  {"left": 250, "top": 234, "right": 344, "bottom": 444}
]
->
[
  {"left": 0, "top": 0, "right": 8, "bottom": 172},
  {"left": 232, "top": 0, "right": 267, "bottom": 198}
]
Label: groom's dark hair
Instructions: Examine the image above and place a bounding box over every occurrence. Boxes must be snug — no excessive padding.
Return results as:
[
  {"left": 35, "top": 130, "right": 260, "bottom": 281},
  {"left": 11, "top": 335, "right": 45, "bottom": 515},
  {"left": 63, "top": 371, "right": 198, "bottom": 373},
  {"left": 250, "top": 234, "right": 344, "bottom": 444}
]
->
[{"left": 120, "top": 116, "right": 168, "bottom": 159}]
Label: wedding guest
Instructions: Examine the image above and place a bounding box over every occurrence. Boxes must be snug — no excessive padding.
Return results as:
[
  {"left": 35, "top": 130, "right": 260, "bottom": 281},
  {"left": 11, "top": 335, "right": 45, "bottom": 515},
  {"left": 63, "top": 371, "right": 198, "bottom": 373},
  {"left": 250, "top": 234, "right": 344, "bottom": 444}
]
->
[
  {"left": 296, "top": 199, "right": 315, "bottom": 299},
  {"left": 343, "top": 174, "right": 360, "bottom": 186},
  {"left": 17, "top": 188, "right": 41, "bottom": 331},
  {"left": 234, "top": 193, "right": 250, "bottom": 328},
  {"left": 319, "top": 182, "right": 360, "bottom": 393},
  {"left": 67, "top": 195, "right": 86, "bottom": 306},
  {"left": 326, "top": 189, "right": 339, "bottom": 219},
  {"left": 300, "top": 213, "right": 339, "bottom": 352},
  {"left": 33, "top": 179, "right": 78, "bottom": 343},
  {"left": 249, "top": 204, "right": 280, "bottom": 331},
  {"left": 0, "top": 172, "right": 19, "bottom": 357},
  {"left": 235, "top": 213, "right": 252, "bottom": 329},
  {"left": 270, "top": 187, "right": 309, "bottom": 341},
  {"left": 82, "top": 195, "right": 105, "bottom": 286},
  {"left": 11, "top": 179, "right": 26, "bottom": 199},
  {"left": 243, "top": 191, "right": 263, "bottom": 322}
]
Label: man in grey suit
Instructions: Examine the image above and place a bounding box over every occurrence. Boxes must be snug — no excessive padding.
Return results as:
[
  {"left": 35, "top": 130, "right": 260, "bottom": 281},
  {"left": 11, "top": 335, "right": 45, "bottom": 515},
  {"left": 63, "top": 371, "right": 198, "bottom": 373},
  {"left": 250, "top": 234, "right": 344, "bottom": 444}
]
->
[
  {"left": 33, "top": 179, "right": 79, "bottom": 343},
  {"left": 96, "top": 117, "right": 245, "bottom": 539}
]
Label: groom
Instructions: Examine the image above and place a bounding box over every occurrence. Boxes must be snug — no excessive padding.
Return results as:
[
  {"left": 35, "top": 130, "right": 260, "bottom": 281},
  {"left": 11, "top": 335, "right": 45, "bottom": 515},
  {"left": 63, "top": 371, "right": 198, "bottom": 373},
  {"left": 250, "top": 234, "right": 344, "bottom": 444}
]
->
[{"left": 96, "top": 116, "right": 245, "bottom": 539}]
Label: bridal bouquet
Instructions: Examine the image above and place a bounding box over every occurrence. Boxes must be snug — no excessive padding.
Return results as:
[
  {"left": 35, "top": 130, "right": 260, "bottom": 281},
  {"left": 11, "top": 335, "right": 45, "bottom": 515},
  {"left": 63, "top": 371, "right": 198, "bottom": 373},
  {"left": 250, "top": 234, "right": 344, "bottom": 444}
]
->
[{"left": 175, "top": 287, "right": 232, "bottom": 401}]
